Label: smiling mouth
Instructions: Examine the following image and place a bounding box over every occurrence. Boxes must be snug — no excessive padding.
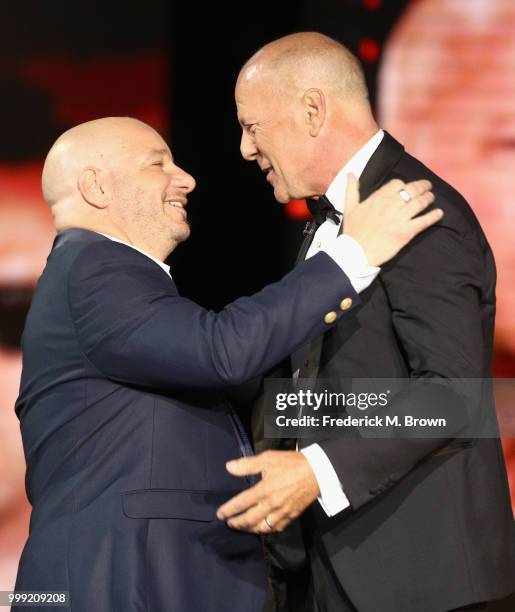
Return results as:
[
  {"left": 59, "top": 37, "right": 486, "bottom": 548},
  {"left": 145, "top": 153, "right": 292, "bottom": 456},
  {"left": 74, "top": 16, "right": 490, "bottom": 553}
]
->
[{"left": 166, "top": 201, "right": 188, "bottom": 217}]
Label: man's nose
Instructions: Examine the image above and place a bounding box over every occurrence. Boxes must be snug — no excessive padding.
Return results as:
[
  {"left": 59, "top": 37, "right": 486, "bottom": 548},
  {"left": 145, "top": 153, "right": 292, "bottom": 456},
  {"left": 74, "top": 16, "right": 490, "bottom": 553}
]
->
[
  {"left": 240, "top": 130, "right": 258, "bottom": 161},
  {"left": 172, "top": 165, "right": 196, "bottom": 194},
  {"left": 181, "top": 170, "right": 196, "bottom": 194}
]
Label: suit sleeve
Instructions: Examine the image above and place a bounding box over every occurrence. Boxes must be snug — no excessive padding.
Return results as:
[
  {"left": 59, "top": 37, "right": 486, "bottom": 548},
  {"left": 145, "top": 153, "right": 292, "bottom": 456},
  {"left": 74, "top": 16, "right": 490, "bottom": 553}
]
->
[
  {"left": 68, "top": 241, "right": 360, "bottom": 390},
  {"left": 319, "top": 195, "right": 493, "bottom": 511}
]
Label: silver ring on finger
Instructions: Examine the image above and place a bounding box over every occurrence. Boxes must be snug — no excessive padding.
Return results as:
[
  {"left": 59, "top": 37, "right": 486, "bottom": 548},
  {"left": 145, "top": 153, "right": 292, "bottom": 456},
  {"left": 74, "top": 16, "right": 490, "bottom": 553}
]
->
[
  {"left": 265, "top": 516, "right": 273, "bottom": 530},
  {"left": 399, "top": 188, "right": 411, "bottom": 203}
]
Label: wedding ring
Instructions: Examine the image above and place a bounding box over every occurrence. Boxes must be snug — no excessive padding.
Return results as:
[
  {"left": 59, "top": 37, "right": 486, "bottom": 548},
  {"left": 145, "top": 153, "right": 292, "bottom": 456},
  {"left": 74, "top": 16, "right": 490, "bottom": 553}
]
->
[
  {"left": 399, "top": 188, "right": 411, "bottom": 203},
  {"left": 265, "top": 516, "right": 273, "bottom": 530}
]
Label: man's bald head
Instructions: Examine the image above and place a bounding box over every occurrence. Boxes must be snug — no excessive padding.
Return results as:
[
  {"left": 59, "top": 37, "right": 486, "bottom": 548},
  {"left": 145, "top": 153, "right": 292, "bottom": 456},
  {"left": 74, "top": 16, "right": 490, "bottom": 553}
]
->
[
  {"left": 41, "top": 116, "right": 196, "bottom": 260},
  {"left": 42, "top": 117, "right": 155, "bottom": 207},
  {"left": 238, "top": 32, "right": 369, "bottom": 107},
  {"left": 235, "top": 32, "right": 376, "bottom": 203}
]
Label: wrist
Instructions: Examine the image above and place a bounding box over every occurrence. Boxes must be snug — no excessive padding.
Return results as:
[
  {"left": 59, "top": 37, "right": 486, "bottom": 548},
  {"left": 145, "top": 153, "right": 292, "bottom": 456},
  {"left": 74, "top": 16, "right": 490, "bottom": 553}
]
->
[{"left": 298, "top": 451, "right": 321, "bottom": 498}]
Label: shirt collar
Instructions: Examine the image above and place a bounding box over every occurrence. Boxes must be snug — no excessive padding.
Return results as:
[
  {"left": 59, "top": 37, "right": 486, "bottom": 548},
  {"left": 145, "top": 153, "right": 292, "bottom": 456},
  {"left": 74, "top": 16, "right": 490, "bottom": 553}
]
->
[
  {"left": 98, "top": 233, "right": 171, "bottom": 276},
  {"left": 325, "top": 129, "right": 384, "bottom": 214}
]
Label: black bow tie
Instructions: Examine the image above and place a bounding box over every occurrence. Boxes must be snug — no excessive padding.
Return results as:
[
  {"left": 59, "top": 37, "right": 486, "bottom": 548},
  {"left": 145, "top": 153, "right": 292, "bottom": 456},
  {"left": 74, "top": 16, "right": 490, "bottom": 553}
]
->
[{"left": 306, "top": 195, "right": 342, "bottom": 227}]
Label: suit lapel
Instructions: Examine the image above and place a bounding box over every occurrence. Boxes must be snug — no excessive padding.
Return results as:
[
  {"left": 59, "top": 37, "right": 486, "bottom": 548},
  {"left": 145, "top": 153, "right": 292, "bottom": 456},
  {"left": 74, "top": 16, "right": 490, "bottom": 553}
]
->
[
  {"left": 290, "top": 220, "right": 317, "bottom": 377},
  {"left": 358, "top": 131, "right": 405, "bottom": 200},
  {"left": 295, "top": 220, "right": 317, "bottom": 266},
  {"left": 290, "top": 132, "right": 405, "bottom": 382}
]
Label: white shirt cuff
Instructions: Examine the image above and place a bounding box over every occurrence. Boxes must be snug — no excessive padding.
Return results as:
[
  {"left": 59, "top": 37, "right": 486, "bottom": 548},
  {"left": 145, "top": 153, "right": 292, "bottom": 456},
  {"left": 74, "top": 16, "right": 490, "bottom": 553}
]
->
[
  {"left": 301, "top": 443, "right": 350, "bottom": 516},
  {"left": 321, "top": 234, "right": 380, "bottom": 294}
]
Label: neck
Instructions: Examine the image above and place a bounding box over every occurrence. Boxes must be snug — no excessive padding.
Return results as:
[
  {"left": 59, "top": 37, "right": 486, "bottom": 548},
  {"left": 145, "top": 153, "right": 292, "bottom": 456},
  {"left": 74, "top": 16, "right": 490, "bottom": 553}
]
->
[
  {"left": 54, "top": 215, "right": 176, "bottom": 262},
  {"left": 96, "top": 227, "right": 174, "bottom": 262},
  {"left": 315, "top": 121, "right": 379, "bottom": 195}
]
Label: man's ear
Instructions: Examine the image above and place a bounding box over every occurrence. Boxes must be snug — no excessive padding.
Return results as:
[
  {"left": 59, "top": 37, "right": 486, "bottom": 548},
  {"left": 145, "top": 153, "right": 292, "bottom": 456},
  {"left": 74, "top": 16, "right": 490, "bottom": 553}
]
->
[
  {"left": 77, "top": 166, "right": 110, "bottom": 209},
  {"left": 303, "top": 88, "right": 326, "bottom": 137}
]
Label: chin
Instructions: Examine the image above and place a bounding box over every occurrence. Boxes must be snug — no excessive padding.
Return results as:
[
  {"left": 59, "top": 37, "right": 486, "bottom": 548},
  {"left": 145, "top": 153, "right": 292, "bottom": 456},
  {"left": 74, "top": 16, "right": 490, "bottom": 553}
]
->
[
  {"left": 173, "top": 224, "right": 191, "bottom": 244},
  {"left": 273, "top": 187, "right": 290, "bottom": 204}
]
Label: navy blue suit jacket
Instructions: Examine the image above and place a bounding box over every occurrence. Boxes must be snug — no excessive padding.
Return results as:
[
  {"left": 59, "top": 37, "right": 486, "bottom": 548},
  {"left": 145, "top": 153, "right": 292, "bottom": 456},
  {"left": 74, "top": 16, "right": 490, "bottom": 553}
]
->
[{"left": 14, "top": 228, "right": 359, "bottom": 612}]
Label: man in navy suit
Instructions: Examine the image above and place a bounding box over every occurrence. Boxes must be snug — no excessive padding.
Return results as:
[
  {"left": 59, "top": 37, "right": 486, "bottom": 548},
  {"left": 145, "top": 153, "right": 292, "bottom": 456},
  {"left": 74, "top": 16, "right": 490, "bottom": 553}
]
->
[{"left": 13, "top": 116, "right": 439, "bottom": 611}]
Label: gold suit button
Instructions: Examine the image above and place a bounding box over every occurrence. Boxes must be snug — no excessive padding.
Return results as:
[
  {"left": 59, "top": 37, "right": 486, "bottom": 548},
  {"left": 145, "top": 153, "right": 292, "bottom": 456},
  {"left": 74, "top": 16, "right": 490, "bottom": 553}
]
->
[
  {"left": 324, "top": 311, "right": 338, "bottom": 324},
  {"left": 339, "top": 298, "right": 353, "bottom": 311}
]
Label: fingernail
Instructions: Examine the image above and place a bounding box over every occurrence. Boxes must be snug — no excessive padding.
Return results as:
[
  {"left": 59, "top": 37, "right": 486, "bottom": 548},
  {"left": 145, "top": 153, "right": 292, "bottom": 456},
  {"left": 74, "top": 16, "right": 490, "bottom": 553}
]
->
[{"left": 226, "top": 461, "right": 236, "bottom": 471}]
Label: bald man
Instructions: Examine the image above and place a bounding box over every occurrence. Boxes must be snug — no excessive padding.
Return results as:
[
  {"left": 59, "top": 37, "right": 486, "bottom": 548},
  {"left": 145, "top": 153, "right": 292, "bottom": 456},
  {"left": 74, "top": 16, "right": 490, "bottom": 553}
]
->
[
  {"left": 12, "top": 116, "right": 438, "bottom": 612},
  {"left": 217, "top": 33, "right": 515, "bottom": 612}
]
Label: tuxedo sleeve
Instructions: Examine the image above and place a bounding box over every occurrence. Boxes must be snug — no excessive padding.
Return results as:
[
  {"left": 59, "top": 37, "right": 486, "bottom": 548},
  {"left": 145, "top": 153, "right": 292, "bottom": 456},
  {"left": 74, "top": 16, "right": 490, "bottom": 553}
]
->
[
  {"left": 318, "top": 194, "right": 492, "bottom": 511},
  {"left": 68, "top": 241, "right": 359, "bottom": 390}
]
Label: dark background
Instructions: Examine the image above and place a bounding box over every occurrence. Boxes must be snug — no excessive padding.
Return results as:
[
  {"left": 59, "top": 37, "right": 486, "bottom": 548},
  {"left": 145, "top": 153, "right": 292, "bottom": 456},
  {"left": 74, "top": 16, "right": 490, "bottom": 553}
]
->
[
  {"left": 169, "top": 0, "right": 408, "bottom": 307},
  {"left": 0, "top": 0, "right": 409, "bottom": 308}
]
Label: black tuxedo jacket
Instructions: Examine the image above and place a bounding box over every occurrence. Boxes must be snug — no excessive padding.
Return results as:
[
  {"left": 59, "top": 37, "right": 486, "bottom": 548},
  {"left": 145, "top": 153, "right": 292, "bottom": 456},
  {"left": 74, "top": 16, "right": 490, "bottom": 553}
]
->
[{"left": 295, "top": 133, "right": 515, "bottom": 612}]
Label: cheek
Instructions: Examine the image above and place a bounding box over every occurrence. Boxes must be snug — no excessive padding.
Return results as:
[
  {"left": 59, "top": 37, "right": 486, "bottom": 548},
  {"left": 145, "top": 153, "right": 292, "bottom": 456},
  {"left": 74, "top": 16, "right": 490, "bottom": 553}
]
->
[
  {"left": 254, "top": 130, "right": 273, "bottom": 155},
  {"left": 140, "top": 172, "right": 167, "bottom": 193},
  {"left": 285, "top": 140, "right": 314, "bottom": 181}
]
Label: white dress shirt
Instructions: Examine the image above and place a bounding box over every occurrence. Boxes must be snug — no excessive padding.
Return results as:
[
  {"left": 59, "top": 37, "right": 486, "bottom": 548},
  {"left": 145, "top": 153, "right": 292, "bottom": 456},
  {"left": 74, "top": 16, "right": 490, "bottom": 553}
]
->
[
  {"left": 300, "top": 129, "right": 385, "bottom": 517},
  {"left": 99, "top": 233, "right": 172, "bottom": 276}
]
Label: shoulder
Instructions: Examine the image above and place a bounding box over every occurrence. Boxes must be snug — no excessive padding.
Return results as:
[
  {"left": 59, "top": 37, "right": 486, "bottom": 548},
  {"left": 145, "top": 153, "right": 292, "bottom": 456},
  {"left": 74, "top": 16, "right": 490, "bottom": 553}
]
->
[
  {"left": 67, "top": 237, "right": 176, "bottom": 298},
  {"left": 392, "top": 151, "right": 484, "bottom": 242}
]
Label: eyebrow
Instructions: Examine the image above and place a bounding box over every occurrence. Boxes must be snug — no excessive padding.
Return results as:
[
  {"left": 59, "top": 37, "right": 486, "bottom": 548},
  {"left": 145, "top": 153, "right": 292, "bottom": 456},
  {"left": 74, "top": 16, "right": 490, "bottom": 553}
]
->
[
  {"left": 237, "top": 115, "right": 253, "bottom": 127},
  {"left": 145, "top": 148, "right": 173, "bottom": 162},
  {"left": 148, "top": 148, "right": 169, "bottom": 157}
]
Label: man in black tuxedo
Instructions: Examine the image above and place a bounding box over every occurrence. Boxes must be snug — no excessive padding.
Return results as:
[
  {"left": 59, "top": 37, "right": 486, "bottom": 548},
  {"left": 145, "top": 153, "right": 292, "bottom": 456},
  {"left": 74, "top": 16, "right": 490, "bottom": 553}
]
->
[
  {"left": 13, "top": 116, "right": 438, "bottom": 611},
  {"left": 218, "top": 33, "right": 515, "bottom": 611}
]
